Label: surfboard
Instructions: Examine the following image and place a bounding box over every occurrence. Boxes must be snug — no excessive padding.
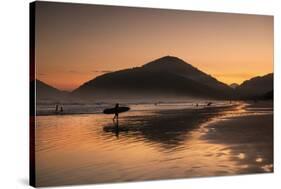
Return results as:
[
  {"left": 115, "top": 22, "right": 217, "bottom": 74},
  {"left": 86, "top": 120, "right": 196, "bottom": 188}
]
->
[{"left": 103, "top": 106, "right": 130, "bottom": 114}]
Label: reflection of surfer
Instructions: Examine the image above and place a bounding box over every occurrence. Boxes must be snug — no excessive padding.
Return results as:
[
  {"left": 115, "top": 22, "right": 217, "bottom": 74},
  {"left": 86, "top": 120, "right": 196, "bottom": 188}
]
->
[{"left": 113, "top": 103, "right": 119, "bottom": 122}]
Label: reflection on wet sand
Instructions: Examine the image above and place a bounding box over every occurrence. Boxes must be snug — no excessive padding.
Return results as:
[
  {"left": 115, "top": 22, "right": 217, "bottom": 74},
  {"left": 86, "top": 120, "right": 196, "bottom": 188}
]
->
[
  {"left": 202, "top": 111, "right": 273, "bottom": 174},
  {"left": 102, "top": 101, "right": 273, "bottom": 173},
  {"left": 35, "top": 101, "right": 273, "bottom": 187},
  {"left": 103, "top": 106, "right": 231, "bottom": 149}
]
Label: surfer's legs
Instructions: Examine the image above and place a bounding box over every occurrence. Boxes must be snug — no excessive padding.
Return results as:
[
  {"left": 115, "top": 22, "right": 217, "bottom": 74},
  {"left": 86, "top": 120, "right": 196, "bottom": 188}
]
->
[{"left": 113, "top": 114, "right": 118, "bottom": 122}]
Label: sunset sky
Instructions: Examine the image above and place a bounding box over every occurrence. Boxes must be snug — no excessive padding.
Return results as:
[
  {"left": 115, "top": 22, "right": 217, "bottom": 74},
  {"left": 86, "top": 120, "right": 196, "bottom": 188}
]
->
[{"left": 35, "top": 2, "right": 273, "bottom": 91}]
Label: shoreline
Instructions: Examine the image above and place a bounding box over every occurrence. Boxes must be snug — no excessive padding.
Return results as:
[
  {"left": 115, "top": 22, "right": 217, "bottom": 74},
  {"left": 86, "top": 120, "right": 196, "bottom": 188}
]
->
[
  {"left": 201, "top": 101, "right": 273, "bottom": 173},
  {"left": 102, "top": 103, "right": 241, "bottom": 148},
  {"left": 36, "top": 101, "right": 239, "bottom": 116}
]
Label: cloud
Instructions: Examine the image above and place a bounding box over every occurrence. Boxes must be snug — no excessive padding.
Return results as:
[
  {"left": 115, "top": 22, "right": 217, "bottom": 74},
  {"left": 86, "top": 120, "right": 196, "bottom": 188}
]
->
[
  {"left": 37, "top": 73, "right": 47, "bottom": 76},
  {"left": 91, "top": 70, "right": 112, "bottom": 73},
  {"left": 68, "top": 70, "right": 82, "bottom": 74},
  {"left": 67, "top": 70, "right": 112, "bottom": 74},
  {"left": 213, "top": 73, "right": 253, "bottom": 78}
]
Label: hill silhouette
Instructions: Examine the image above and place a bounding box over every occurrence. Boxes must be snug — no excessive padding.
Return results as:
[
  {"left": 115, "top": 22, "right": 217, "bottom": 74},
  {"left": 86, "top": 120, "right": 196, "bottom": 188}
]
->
[
  {"left": 35, "top": 79, "right": 67, "bottom": 101},
  {"left": 142, "top": 56, "right": 232, "bottom": 93},
  {"left": 235, "top": 73, "right": 273, "bottom": 99},
  {"left": 73, "top": 56, "right": 234, "bottom": 99},
  {"left": 229, "top": 83, "right": 239, "bottom": 89},
  {"left": 35, "top": 56, "right": 273, "bottom": 101}
]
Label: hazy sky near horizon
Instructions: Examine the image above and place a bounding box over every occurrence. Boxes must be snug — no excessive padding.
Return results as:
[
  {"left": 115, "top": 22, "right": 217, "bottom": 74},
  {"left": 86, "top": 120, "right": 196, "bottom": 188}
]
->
[{"left": 35, "top": 2, "right": 273, "bottom": 91}]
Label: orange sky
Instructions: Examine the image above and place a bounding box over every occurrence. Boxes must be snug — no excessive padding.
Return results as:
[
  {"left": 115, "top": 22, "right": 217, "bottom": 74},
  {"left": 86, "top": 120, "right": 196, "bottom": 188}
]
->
[{"left": 35, "top": 2, "right": 273, "bottom": 91}]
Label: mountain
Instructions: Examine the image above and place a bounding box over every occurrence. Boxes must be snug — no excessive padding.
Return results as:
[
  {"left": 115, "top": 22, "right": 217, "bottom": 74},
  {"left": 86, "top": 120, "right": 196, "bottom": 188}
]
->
[
  {"left": 141, "top": 56, "right": 232, "bottom": 93},
  {"left": 35, "top": 79, "right": 67, "bottom": 101},
  {"left": 235, "top": 73, "right": 273, "bottom": 99},
  {"left": 73, "top": 56, "right": 234, "bottom": 100},
  {"left": 262, "top": 90, "right": 273, "bottom": 100},
  {"left": 229, "top": 83, "right": 239, "bottom": 89}
]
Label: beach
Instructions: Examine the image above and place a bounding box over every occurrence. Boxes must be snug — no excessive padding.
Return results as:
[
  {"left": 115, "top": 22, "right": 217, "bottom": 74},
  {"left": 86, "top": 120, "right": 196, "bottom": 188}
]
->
[
  {"left": 35, "top": 101, "right": 273, "bottom": 186},
  {"left": 202, "top": 101, "right": 273, "bottom": 174}
]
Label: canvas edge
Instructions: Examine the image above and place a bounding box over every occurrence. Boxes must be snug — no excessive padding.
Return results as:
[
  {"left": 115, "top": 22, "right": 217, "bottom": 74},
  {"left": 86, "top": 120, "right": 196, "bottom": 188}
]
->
[{"left": 29, "top": 1, "right": 36, "bottom": 187}]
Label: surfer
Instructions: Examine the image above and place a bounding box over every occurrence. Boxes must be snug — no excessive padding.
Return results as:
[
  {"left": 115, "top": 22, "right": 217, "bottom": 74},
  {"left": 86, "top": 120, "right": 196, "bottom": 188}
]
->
[
  {"left": 103, "top": 104, "right": 129, "bottom": 123},
  {"left": 113, "top": 103, "right": 119, "bottom": 122}
]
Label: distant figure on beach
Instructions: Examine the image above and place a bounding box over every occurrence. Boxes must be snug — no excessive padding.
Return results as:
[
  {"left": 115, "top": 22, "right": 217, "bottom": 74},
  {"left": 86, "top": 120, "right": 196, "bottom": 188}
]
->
[
  {"left": 196, "top": 103, "right": 199, "bottom": 107},
  {"left": 55, "top": 104, "right": 59, "bottom": 113},
  {"left": 113, "top": 103, "right": 119, "bottom": 122},
  {"left": 60, "top": 106, "right": 64, "bottom": 113},
  {"left": 207, "top": 102, "right": 212, "bottom": 106}
]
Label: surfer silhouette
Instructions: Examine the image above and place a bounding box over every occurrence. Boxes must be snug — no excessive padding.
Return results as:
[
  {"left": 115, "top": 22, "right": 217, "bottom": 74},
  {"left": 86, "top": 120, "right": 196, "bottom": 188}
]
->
[
  {"left": 113, "top": 103, "right": 119, "bottom": 122},
  {"left": 103, "top": 104, "right": 130, "bottom": 124}
]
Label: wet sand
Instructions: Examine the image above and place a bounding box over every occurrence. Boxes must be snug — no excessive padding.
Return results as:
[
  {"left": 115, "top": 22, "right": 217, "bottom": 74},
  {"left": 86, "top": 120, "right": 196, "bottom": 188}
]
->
[
  {"left": 202, "top": 101, "right": 273, "bottom": 173},
  {"left": 35, "top": 101, "right": 273, "bottom": 186}
]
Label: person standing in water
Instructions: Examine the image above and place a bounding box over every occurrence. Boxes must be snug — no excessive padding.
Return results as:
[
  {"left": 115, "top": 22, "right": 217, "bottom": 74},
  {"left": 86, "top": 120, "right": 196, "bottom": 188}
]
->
[
  {"left": 113, "top": 103, "right": 119, "bottom": 122},
  {"left": 60, "top": 105, "right": 64, "bottom": 113},
  {"left": 55, "top": 104, "right": 59, "bottom": 113}
]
